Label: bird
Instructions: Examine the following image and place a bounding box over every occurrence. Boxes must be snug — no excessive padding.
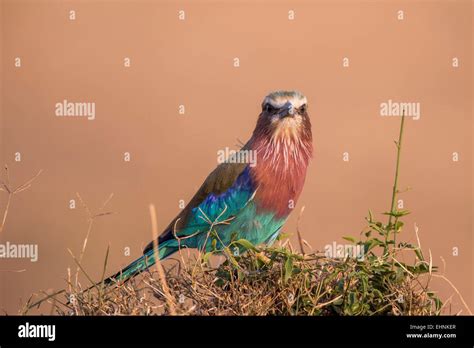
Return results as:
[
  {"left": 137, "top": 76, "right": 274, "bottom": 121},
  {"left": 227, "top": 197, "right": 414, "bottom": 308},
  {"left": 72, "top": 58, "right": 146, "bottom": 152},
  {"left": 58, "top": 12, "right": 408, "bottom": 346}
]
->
[{"left": 106, "top": 90, "right": 313, "bottom": 284}]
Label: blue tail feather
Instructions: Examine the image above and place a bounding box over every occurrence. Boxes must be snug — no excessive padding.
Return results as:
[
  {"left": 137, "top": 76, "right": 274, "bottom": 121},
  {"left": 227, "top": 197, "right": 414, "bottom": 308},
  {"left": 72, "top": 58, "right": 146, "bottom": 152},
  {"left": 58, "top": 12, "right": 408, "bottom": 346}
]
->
[{"left": 104, "top": 240, "right": 177, "bottom": 285}]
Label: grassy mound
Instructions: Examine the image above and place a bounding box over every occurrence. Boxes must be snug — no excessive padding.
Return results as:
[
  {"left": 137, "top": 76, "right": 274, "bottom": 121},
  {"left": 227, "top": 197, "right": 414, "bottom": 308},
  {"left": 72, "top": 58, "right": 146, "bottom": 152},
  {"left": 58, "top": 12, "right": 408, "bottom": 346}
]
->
[{"left": 23, "top": 226, "right": 443, "bottom": 316}]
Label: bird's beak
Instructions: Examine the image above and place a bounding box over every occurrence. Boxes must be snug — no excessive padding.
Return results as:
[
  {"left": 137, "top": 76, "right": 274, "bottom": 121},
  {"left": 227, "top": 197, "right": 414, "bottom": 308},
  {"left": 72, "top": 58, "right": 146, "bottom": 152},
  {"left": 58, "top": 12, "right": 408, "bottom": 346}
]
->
[{"left": 278, "top": 102, "right": 295, "bottom": 119}]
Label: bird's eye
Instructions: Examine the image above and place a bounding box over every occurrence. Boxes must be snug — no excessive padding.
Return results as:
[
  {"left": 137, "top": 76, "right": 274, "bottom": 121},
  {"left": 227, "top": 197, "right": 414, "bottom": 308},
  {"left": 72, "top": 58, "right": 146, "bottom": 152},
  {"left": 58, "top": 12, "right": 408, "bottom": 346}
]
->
[
  {"left": 264, "top": 104, "right": 275, "bottom": 113},
  {"left": 299, "top": 104, "right": 307, "bottom": 114}
]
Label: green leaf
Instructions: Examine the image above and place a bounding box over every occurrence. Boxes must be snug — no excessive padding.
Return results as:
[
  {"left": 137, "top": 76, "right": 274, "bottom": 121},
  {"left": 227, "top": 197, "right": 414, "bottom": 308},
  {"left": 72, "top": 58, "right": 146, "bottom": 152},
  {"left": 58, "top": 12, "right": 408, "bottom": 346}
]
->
[
  {"left": 284, "top": 256, "right": 294, "bottom": 283},
  {"left": 368, "top": 210, "right": 373, "bottom": 222},
  {"left": 224, "top": 247, "right": 240, "bottom": 267},
  {"left": 394, "top": 221, "right": 404, "bottom": 230},
  {"left": 382, "top": 209, "right": 410, "bottom": 218},
  {"left": 372, "top": 289, "right": 384, "bottom": 299},
  {"left": 278, "top": 232, "right": 292, "bottom": 240},
  {"left": 414, "top": 248, "right": 425, "bottom": 261},
  {"left": 361, "top": 276, "right": 368, "bottom": 296},
  {"left": 368, "top": 222, "right": 386, "bottom": 235},
  {"left": 343, "top": 236, "right": 356, "bottom": 243},
  {"left": 202, "top": 251, "right": 213, "bottom": 263},
  {"left": 364, "top": 238, "right": 384, "bottom": 252},
  {"left": 233, "top": 239, "right": 258, "bottom": 251}
]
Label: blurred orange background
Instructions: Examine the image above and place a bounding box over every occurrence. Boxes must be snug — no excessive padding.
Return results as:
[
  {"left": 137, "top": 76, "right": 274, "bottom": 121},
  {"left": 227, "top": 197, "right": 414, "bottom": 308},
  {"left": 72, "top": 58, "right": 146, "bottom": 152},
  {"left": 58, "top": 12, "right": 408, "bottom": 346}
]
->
[{"left": 0, "top": 0, "right": 472, "bottom": 314}]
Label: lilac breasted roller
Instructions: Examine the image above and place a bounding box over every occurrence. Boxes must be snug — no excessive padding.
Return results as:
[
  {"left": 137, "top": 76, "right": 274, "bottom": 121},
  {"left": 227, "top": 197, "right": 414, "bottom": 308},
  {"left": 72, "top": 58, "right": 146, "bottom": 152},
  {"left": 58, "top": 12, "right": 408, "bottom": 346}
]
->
[{"left": 105, "top": 90, "right": 313, "bottom": 284}]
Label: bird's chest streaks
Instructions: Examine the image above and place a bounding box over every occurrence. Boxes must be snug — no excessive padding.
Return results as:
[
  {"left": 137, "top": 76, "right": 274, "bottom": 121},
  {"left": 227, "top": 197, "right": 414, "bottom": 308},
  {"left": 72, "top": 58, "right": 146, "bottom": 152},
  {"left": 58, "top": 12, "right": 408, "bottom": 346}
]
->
[{"left": 250, "top": 145, "right": 308, "bottom": 218}]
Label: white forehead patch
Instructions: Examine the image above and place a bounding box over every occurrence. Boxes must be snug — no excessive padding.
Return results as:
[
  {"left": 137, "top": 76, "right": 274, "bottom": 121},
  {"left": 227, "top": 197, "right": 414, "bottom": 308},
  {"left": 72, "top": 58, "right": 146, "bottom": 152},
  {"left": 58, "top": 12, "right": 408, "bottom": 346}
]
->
[{"left": 263, "top": 91, "right": 307, "bottom": 109}]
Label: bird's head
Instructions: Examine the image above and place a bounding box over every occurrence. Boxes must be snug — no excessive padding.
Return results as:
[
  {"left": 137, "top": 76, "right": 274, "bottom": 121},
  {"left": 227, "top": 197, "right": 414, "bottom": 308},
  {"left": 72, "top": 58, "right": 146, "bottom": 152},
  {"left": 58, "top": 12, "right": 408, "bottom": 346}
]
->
[{"left": 254, "top": 90, "right": 312, "bottom": 143}]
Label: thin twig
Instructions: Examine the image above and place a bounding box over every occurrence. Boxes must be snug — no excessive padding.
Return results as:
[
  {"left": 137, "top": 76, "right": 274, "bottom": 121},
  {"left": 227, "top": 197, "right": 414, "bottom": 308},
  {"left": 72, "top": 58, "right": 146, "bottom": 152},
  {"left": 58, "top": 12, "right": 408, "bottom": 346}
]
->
[{"left": 386, "top": 111, "right": 405, "bottom": 255}]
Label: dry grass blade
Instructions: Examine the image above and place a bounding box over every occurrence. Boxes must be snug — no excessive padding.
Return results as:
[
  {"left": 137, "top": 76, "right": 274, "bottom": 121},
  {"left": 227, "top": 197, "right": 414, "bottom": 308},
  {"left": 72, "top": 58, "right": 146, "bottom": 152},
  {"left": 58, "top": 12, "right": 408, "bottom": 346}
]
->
[
  {"left": 68, "top": 248, "right": 100, "bottom": 290},
  {"left": 74, "top": 193, "right": 114, "bottom": 286},
  {"left": 13, "top": 169, "right": 44, "bottom": 194},
  {"left": 149, "top": 204, "right": 177, "bottom": 315},
  {"left": 431, "top": 274, "right": 472, "bottom": 315},
  {"left": 0, "top": 268, "right": 26, "bottom": 273},
  {"left": 296, "top": 206, "right": 306, "bottom": 254},
  {"left": 0, "top": 167, "right": 43, "bottom": 235},
  {"left": 22, "top": 289, "right": 66, "bottom": 314}
]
